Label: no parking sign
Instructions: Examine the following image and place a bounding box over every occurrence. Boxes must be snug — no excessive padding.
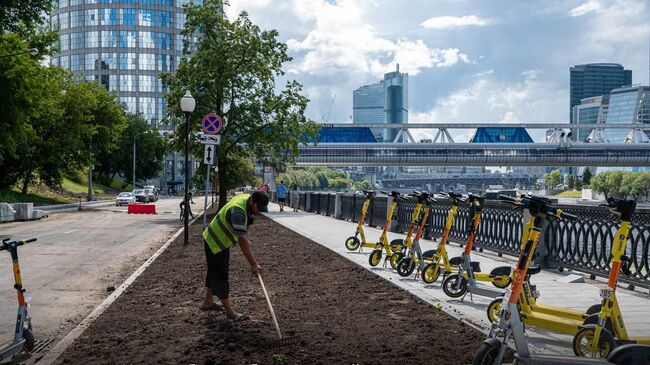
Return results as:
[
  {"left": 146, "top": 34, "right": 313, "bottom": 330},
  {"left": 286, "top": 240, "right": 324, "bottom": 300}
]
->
[{"left": 201, "top": 113, "right": 222, "bottom": 135}]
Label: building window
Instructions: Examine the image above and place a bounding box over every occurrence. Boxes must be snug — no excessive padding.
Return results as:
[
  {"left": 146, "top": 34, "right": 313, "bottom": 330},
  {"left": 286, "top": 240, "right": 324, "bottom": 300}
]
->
[
  {"left": 71, "top": 54, "right": 83, "bottom": 71},
  {"left": 138, "top": 8, "right": 155, "bottom": 27},
  {"left": 119, "top": 30, "right": 137, "bottom": 48},
  {"left": 158, "top": 54, "right": 172, "bottom": 72},
  {"left": 59, "top": 33, "right": 69, "bottom": 51},
  {"left": 70, "top": 10, "right": 83, "bottom": 27},
  {"left": 140, "top": 97, "right": 156, "bottom": 122},
  {"left": 139, "top": 53, "right": 156, "bottom": 70},
  {"left": 60, "top": 55, "right": 69, "bottom": 69},
  {"left": 86, "top": 9, "right": 98, "bottom": 26},
  {"left": 119, "top": 75, "right": 136, "bottom": 93},
  {"left": 85, "top": 53, "right": 98, "bottom": 70},
  {"left": 119, "top": 96, "right": 137, "bottom": 113},
  {"left": 139, "top": 75, "right": 158, "bottom": 92},
  {"left": 175, "top": 12, "right": 185, "bottom": 30},
  {"left": 85, "top": 31, "right": 98, "bottom": 48},
  {"left": 139, "top": 31, "right": 155, "bottom": 48},
  {"left": 70, "top": 0, "right": 83, "bottom": 5},
  {"left": 59, "top": 12, "right": 69, "bottom": 29},
  {"left": 118, "top": 52, "right": 137, "bottom": 70},
  {"left": 156, "top": 97, "right": 166, "bottom": 122},
  {"left": 175, "top": 34, "right": 183, "bottom": 52},
  {"left": 70, "top": 32, "right": 83, "bottom": 49},
  {"left": 157, "top": 32, "right": 172, "bottom": 50},
  {"left": 100, "top": 31, "right": 117, "bottom": 48},
  {"left": 100, "top": 8, "right": 116, "bottom": 26},
  {"left": 121, "top": 8, "right": 136, "bottom": 26},
  {"left": 157, "top": 11, "right": 171, "bottom": 27},
  {"left": 101, "top": 52, "right": 116, "bottom": 69},
  {"left": 59, "top": 0, "right": 69, "bottom": 7}
]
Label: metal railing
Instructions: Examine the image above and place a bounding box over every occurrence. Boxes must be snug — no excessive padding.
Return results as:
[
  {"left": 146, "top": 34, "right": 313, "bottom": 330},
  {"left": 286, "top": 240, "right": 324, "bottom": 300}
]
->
[{"left": 271, "top": 190, "right": 650, "bottom": 287}]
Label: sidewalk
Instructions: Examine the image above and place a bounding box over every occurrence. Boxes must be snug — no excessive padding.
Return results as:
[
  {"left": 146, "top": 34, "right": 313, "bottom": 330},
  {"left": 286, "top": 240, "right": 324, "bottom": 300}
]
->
[{"left": 264, "top": 203, "right": 650, "bottom": 356}]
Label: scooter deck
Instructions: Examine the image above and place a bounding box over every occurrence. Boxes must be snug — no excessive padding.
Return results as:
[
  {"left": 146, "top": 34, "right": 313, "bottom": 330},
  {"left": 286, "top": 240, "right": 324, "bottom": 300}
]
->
[
  {"left": 466, "top": 285, "right": 505, "bottom": 299},
  {"left": 514, "top": 354, "right": 607, "bottom": 365},
  {"left": 520, "top": 311, "right": 583, "bottom": 335},
  {"left": 529, "top": 303, "right": 586, "bottom": 321}
]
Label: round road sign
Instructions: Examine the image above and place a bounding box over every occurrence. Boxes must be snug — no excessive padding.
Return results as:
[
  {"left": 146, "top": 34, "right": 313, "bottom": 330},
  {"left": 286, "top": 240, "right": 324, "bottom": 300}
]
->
[{"left": 201, "top": 113, "right": 222, "bottom": 135}]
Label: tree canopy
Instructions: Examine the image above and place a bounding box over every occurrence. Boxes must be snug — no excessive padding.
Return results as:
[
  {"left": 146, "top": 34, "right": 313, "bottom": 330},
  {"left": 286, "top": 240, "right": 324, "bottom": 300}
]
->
[{"left": 162, "top": 0, "right": 320, "bottom": 208}]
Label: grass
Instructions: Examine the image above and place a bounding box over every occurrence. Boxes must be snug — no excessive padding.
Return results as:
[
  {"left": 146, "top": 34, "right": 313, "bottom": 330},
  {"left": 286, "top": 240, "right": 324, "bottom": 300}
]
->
[
  {"left": 556, "top": 190, "right": 583, "bottom": 198},
  {"left": 1, "top": 176, "right": 132, "bottom": 205}
]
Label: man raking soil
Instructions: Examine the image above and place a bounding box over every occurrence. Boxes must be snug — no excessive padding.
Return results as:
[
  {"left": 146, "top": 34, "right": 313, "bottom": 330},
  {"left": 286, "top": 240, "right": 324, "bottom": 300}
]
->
[{"left": 200, "top": 191, "right": 268, "bottom": 321}]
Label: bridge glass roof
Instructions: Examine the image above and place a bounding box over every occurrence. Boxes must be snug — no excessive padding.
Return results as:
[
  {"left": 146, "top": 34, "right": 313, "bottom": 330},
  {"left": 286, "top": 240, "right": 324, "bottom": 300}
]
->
[
  {"left": 470, "top": 127, "right": 534, "bottom": 143},
  {"left": 314, "top": 127, "right": 378, "bottom": 143}
]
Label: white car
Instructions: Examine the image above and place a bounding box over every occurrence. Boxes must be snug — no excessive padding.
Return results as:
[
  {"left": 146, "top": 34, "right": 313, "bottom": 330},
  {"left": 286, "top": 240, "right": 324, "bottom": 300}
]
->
[{"left": 115, "top": 192, "right": 136, "bottom": 206}]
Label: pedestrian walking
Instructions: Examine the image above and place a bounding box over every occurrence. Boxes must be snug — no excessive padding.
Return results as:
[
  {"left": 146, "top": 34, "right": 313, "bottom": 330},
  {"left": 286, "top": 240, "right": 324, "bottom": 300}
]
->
[
  {"left": 200, "top": 191, "right": 269, "bottom": 321},
  {"left": 261, "top": 183, "right": 270, "bottom": 193},
  {"left": 277, "top": 181, "right": 287, "bottom": 212},
  {"left": 290, "top": 184, "right": 300, "bottom": 212}
]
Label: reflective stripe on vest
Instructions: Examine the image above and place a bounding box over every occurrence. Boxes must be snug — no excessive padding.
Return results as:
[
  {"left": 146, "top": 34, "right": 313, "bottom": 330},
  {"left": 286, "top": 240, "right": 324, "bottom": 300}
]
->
[{"left": 203, "top": 194, "right": 249, "bottom": 254}]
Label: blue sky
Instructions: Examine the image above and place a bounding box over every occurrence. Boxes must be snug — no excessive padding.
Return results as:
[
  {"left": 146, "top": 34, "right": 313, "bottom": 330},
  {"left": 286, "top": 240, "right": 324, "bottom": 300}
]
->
[{"left": 227, "top": 0, "right": 650, "bottom": 141}]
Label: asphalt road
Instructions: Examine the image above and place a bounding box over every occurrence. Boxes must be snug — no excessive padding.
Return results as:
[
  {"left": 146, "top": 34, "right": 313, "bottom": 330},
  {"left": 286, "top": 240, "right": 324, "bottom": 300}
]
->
[{"left": 0, "top": 197, "right": 209, "bottom": 347}]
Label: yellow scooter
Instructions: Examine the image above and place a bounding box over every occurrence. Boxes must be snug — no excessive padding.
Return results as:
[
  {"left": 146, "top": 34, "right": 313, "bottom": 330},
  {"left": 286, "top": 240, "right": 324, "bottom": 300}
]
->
[
  {"left": 345, "top": 190, "right": 376, "bottom": 252},
  {"left": 420, "top": 192, "right": 464, "bottom": 284},
  {"left": 442, "top": 194, "right": 512, "bottom": 298},
  {"left": 368, "top": 191, "right": 405, "bottom": 269},
  {"left": 389, "top": 191, "right": 426, "bottom": 271},
  {"left": 395, "top": 192, "right": 438, "bottom": 278},
  {"left": 572, "top": 198, "right": 650, "bottom": 358}
]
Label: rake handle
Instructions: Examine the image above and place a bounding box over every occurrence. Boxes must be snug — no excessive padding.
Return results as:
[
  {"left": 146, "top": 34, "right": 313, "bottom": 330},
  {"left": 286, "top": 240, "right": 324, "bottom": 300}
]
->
[{"left": 257, "top": 272, "right": 283, "bottom": 339}]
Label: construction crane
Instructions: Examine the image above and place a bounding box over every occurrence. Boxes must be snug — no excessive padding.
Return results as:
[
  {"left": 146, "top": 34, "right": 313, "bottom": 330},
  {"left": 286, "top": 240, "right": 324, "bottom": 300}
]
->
[{"left": 322, "top": 94, "right": 336, "bottom": 123}]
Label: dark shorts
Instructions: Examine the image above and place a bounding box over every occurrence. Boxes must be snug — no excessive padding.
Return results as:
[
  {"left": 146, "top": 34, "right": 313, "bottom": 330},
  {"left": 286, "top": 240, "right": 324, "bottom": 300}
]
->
[
  {"left": 278, "top": 197, "right": 286, "bottom": 202},
  {"left": 204, "top": 240, "right": 230, "bottom": 300}
]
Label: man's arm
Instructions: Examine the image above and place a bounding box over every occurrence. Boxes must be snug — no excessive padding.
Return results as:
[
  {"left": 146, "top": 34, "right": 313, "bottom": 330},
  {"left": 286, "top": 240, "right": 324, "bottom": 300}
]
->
[{"left": 238, "top": 234, "right": 261, "bottom": 275}]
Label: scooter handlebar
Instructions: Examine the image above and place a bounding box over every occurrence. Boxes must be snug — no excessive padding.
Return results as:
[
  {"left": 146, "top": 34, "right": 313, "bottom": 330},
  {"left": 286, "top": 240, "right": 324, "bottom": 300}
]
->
[
  {"left": 0, "top": 237, "right": 37, "bottom": 251},
  {"left": 499, "top": 194, "right": 517, "bottom": 203}
]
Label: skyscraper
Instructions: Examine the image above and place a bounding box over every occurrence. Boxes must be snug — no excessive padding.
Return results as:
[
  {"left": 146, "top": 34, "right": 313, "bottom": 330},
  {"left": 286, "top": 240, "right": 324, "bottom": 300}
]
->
[
  {"left": 50, "top": 0, "right": 196, "bottom": 126},
  {"left": 571, "top": 95, "right": 609, "bottom": 141},
  {"left": 569, "top": 63, "right": 631, "bottom": 124},
  {"left": 352, "top": 65, "right": 408, "bottom": 142},
  {"left": 603, "top": 85, "right": 650, "bottom": 143}
]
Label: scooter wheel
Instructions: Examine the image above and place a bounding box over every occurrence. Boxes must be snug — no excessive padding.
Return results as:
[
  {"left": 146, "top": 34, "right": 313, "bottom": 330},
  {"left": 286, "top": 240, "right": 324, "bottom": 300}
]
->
[
  {"left": 473, "top": 341, "right": 500, "bottom": 365},
  {"left": 442, "top": 274, "right": 468, "bottom": 298},
  {"left": 345, "top": 236, "right": 361, "bottom": 251},
  {"left": 390, "top": 252, "right": 404, "bottom": 270},
  {"left": 23, "top": 328, "right": 35, "bottom": 352},
  {"left": 486, "top": 299, "right": 503, "bottom": 323},
  {"left": 583, "top": 313, "right": 613, "bottom": 333},
  {"left": 492, "top": 276, "right": 512, "bottom": 289},
  {"left": 586, "top": 303, "right": 602, "bottom": 316},
  {"left": 389, "top": 253, "right": 401, "bottom": 270},
  {"left": 396, "top": 257, "right": 416, "bottom": 277},
  {"left": 572, "top": 325, "right": 616, "bottom": 358},
  {"left": 421, "top": 263, "right": 440, "bottom": 284},
  {"left": 369, "top": 250, "right": 382, "bottom": 267}
]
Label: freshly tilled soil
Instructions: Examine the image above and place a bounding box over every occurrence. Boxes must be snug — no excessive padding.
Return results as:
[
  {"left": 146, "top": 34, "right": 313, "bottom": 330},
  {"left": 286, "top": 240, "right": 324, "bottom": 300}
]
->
[{"left": 57, "top": 213, "right": 485, "bottom": 364}]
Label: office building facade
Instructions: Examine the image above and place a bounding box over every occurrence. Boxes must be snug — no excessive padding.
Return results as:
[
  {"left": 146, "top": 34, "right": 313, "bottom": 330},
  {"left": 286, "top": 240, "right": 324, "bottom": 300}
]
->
[
  {"left": 352, "top": 65, "right": 408, "bottom": 142},
  {"left": 571, "top": 95, "right": 609, "bottom": 141},
  {"left": 604, "top": 86, "right": 650, "bottom": 143},
  {"left": 570, "top": 63, "right": 631, "bottom": 123}
]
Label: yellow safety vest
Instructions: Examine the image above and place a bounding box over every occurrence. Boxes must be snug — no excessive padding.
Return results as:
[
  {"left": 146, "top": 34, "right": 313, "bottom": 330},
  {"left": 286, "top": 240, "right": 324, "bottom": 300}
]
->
[{"left": 203, "top": 194, "right": 249, "bottom": 254}]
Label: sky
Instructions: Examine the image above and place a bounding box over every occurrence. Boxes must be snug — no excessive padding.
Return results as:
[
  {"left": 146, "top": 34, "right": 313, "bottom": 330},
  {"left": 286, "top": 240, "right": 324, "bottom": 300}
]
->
[{"left": 226, "top": 0, "right": 650, "bottom": 142}]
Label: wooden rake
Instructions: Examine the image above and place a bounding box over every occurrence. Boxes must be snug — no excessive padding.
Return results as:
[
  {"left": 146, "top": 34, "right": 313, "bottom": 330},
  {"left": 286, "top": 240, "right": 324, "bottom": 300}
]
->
[{"left": 257, "top": 273, "right": 300, "bottom": 347}]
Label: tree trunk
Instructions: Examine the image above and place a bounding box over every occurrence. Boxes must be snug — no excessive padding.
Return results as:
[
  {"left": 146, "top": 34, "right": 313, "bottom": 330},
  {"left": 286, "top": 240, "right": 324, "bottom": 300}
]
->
[
  {"left": 87, "top": 166, "right": 94, "bottom": 201},
  {"left": 21, "top": 172, "right": 31, "bottom": 194}
]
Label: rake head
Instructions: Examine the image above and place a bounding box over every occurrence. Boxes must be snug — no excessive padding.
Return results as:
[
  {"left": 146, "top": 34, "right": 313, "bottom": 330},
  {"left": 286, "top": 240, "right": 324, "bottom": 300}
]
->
[{"left": 267, "top": 335, "right": 301, "bottom": 347}]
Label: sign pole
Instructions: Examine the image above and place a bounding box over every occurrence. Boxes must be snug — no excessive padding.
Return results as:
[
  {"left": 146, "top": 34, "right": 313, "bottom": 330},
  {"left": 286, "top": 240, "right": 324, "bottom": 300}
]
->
[{"left": 203, "top": 161, "right": 210, "bottom": 230}]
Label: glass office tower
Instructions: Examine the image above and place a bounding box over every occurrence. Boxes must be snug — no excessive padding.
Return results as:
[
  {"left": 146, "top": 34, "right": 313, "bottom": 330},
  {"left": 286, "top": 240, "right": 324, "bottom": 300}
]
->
[
  {"left": 604, "top": 86, "right": 650, "bottom": 142},
  {"left": 570, "top": 63, "right": 631, "bottom": 124},
  {"left": 571, "top": 95, "right": 608, "bottom": 141},
  {"left": 50, "top": 0, "right": 199, "bottom": 126}
]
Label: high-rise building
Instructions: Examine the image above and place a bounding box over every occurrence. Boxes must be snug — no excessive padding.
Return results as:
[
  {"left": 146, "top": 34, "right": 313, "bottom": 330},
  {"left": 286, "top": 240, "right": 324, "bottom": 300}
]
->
[
  {"left": 571, "top": 95, "right": 609, "bottom": 141},
  {"left": 603, "top": 85, "right": 650, "bottom": 143},
  {"left": 50, "top": 0, "right": 197, "bottom": 125},
  {"left": 570, "top": 63, "right": 631, "bottom": 123},
  {"left": 352, "top": 65, "right": 408, "bottom": 142}
]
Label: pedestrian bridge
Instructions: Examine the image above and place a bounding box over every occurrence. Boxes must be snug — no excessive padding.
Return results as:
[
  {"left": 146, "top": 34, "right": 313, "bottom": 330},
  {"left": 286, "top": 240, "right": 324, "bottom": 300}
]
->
[{"left": 295, "top": 143, "right": 650, "bottom": 167}]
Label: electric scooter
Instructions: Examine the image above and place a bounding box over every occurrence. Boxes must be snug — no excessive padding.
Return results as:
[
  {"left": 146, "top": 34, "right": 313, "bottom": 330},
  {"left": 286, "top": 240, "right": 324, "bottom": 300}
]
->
[
  {"left": 420, "top": 192, "right": 464, "bottom": 284},
  {"left": 1, "top": 237, "right": 36, "bottom": 362},
  {"left": 442, "top": 193, "right": 512, "bottom": 298},
  {"left": 474, "top": 195, "right": 650, "bottom": 365},
  {"left": 389, "top": 191, "right": 425, "bottom": 272},
  {"left": 368, "top": 191, "right": 405, "bottom": 269},
  {"left": 572, "top": 198, "right": 650, "bottom": 358},
  {"left": 345, "top": 190, "right": 376, "bottom": 251},
  {"left": 395, "top": 192, "right": 438, "bottom": 278}
]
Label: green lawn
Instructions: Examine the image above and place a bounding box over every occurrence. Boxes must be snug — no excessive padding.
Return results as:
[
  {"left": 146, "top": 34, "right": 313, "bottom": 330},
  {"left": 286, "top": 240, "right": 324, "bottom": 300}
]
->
[
  {"left": 556, "top": 190, "right": 583, "bottom": 198},
  {"left": 1, "top": 176, "right": 132, "bottom": 205}
]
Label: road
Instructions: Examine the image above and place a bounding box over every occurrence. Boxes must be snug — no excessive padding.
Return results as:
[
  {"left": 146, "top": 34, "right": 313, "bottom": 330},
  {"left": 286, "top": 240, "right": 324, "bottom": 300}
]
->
[{"left": 0, "top": 197, "right": 209, "bottom": 348}]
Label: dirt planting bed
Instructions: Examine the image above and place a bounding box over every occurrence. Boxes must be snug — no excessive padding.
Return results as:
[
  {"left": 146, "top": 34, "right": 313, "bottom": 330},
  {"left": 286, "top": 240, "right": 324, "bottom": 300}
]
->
[{"left": 56, "top": 213, "right": 485, "bottom": 365}]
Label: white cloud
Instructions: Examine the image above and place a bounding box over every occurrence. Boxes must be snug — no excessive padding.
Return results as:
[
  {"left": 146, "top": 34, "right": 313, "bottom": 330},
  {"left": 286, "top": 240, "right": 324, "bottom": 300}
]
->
[
  {"left": 409, "top": 70, "right": 567, "bottom": 142},
  {"left": 421, "top": 15, "right": 490, "bottom": 29},
  {"left": 568, "top": 0, "right": 602, "bottom": 17}
]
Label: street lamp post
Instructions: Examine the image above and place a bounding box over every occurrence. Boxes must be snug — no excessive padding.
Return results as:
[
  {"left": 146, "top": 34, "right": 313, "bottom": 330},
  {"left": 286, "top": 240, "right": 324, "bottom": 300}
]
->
[
  {"left": 133, "top": 131, "right": 148, "bottom": 190},
  {"left": 0, "top": 48, "right": 38, "bottom": 60},
  {"left": 180, "top": 91, "right": 196, "bottom": 245}
]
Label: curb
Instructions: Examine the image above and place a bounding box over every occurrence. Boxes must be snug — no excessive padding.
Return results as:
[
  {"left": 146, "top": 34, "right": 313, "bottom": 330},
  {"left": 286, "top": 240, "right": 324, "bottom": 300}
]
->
[{"left": 37, "top": 208, "right": 209, "bottom": 365}]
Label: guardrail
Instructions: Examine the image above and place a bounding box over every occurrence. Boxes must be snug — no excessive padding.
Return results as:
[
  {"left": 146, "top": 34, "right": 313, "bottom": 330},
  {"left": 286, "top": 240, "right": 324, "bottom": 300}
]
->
[{"left": 271, "top": 190, "right": 650, "bottom": 288}]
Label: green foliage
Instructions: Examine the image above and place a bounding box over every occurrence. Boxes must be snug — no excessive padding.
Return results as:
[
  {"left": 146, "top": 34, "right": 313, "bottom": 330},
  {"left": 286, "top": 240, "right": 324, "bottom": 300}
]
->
[
  {"left": 544, "top": 169, "right": 562, "bottom": 189},
  {"left": 0, "top": 0, "right": 51, "bottom": 34},
  {"left": 353, "top": 180, "right": 372, "bottom": 191},
  {"left": 279, "top": 168, "right": 351, "bottom": 190},
  {"left": 591, "top": 171, "right": 650, "bottom": 200},
  {"left": 162, "top": 0, "right": 319, "bottom": 208},
  {"left": 567, "top": 175, "right": 575, "bottom": 190},
  {"left": 272, "top": 354, "right": 288, "bottom": 362}
]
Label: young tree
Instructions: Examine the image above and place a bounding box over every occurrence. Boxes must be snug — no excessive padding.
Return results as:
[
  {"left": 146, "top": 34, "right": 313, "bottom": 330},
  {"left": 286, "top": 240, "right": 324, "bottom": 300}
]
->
[
  {"left": 544, "top": 169, "right": 562, "bottom": 189},
  {"left": 590, "top": 172, "right": 610, "bottom": 199},
  {"left": 567, "top": 175, "right": 575, "bottom": 190},
  {"left": 162, "top": 0, "right": 319, "bottom": 209},
  {"left": 353, "top": 180, "right": 372, "bottom": 191},
  {"left": 582, "top": 167, "right": 593, "bottom": 186}
]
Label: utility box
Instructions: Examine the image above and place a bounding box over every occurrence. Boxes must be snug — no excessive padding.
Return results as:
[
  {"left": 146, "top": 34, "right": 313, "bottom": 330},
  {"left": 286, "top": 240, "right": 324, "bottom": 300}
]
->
[
  {"left": 12, "top": 203, "right": 34, "bottom": 221},
  {"left": 0, "top": 203, "right": 15, "bottom": 223}
]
